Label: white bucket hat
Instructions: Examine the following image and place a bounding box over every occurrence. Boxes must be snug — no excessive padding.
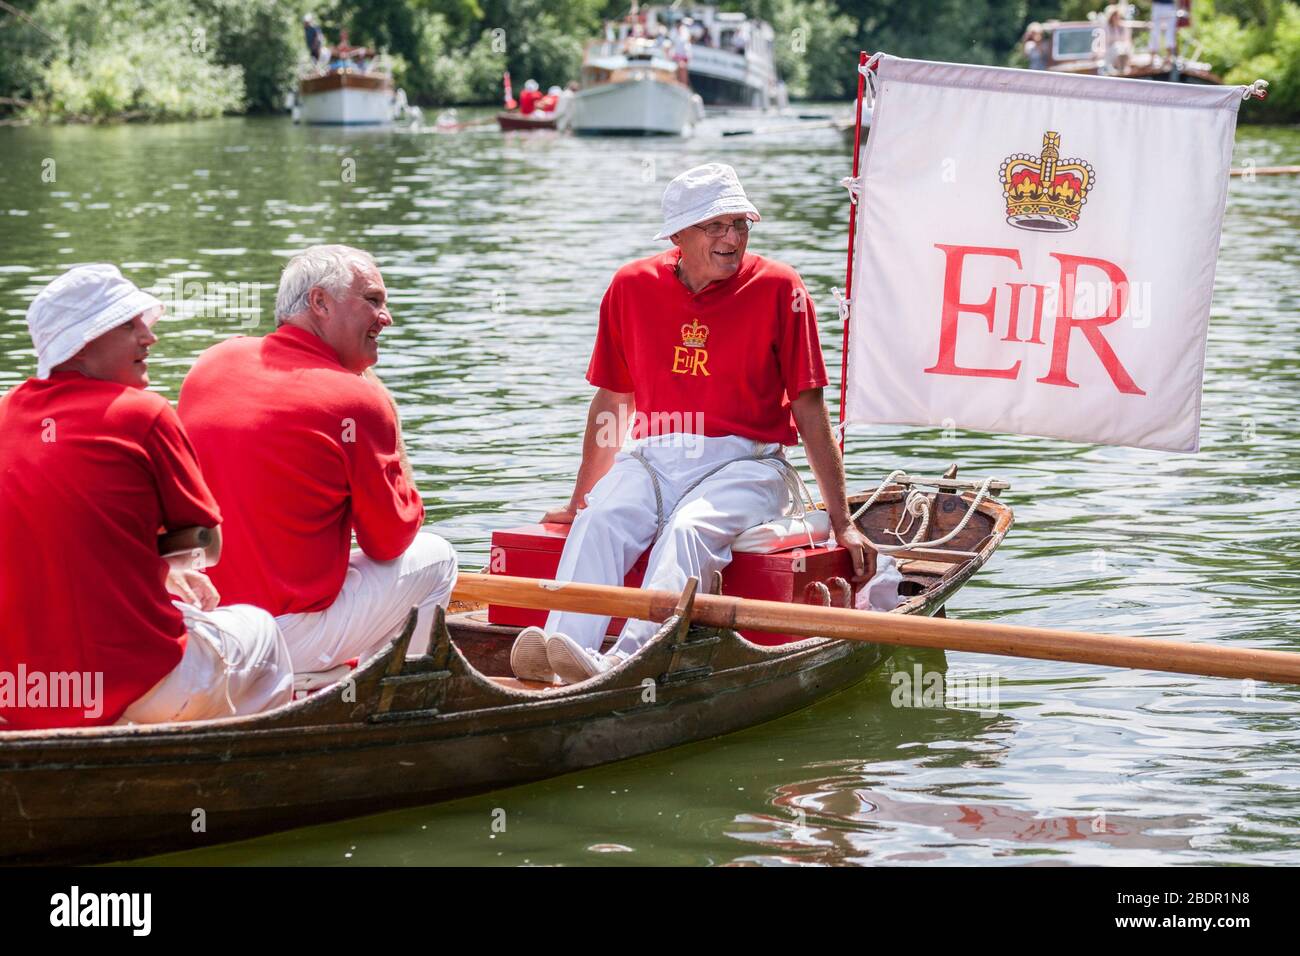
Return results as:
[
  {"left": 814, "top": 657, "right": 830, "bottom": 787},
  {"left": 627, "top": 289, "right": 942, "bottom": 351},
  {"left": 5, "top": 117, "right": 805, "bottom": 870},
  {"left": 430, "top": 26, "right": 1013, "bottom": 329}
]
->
[
  {"left": 26, "top": 264, "right": 163, "bottom": 379},
  {"left": 653, "top": 163, "right": 761, "bottom": 241}
]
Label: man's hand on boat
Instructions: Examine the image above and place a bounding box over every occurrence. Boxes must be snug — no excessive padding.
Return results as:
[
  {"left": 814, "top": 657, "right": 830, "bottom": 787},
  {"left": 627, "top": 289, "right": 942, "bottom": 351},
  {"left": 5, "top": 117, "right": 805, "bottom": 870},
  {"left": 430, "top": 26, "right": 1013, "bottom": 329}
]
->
[
  {"left": 165, "top": 568, "right": 220, "bottom": 611},
  {"left": 542, "top": 503, "right": 579, "bottom": 524},
  {"left": 831, "top": 522, "right": 871, "bottom": 583}
]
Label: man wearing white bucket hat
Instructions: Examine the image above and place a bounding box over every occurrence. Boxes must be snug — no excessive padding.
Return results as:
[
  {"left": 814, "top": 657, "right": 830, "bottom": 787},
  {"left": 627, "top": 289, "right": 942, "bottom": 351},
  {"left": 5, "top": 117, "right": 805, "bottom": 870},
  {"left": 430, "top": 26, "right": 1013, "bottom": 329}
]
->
[
  {"left": 511, "top": 163, "right": 870, "bottom": 685},
  {"left": 0, "top": 265, "right": 294, "bottom": 730}
]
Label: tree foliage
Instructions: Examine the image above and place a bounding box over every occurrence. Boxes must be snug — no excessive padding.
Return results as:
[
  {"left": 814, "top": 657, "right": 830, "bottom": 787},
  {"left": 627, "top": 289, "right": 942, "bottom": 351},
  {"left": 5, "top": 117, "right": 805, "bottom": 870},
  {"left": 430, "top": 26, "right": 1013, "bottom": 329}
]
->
[{"left": 1, "top": 0, "right": 1295, "bottom": 120}]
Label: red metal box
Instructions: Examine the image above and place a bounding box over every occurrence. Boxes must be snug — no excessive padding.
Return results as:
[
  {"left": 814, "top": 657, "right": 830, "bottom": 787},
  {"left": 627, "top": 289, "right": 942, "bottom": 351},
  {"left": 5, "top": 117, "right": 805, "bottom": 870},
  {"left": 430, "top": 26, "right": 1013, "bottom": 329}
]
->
[{"left": 487, "top": 522, "right": 872, "bottom": 646}]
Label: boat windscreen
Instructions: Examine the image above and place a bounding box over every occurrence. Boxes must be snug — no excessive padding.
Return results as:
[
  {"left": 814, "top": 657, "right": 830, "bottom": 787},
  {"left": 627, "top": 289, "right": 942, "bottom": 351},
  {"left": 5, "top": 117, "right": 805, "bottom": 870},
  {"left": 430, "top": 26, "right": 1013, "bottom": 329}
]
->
[{"left": 1053, "top": 27, "right": 1101, "bottom": 60}]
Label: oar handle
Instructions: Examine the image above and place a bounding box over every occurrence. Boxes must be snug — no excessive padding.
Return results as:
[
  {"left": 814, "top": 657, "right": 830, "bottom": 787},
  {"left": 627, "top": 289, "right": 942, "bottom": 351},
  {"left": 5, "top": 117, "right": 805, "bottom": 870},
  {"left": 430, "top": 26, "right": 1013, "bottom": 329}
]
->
[
  {"left": 453, "top": 572, "right": 1300, "bottom": 686},
  {"left": 158, "top": 526, "right": 212, "bottom": 557}
]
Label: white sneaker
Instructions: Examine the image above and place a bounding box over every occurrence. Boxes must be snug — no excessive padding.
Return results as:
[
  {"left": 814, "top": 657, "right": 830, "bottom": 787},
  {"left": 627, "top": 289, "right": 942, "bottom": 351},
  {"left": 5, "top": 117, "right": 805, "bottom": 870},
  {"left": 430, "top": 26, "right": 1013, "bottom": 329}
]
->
[
  {"left": 510, "top": 626, "right": 556, "bottom": 683},
  {"left": 546, "top": 633, "right": 620, "bottom": 685}
]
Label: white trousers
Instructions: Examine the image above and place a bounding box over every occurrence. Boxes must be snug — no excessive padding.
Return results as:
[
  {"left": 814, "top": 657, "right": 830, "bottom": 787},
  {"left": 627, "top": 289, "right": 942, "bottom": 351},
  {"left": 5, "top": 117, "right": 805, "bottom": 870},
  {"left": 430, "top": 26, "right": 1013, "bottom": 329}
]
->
[
  {"left": 547, "top": 434, "right": 792, "bottom": 657},
  {"left": 1149, "top": 2, "right": 1177, "bottom": 52},
  {"left": 276, "top": 531, "right": 458, "bottom": 672},
  {"left": 119, "top": 602, "right": 294, "bottom": 724}
]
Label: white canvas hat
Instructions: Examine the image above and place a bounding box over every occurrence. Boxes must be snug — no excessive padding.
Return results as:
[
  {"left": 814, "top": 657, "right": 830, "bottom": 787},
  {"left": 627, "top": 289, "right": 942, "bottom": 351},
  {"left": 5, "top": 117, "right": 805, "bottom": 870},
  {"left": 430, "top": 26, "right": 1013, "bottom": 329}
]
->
[
  {"left": 653, "top": 163, "right": 761, "bottom": 241},
  {"left": 26, "top": 264, "right": 163, "bottom": 379}
]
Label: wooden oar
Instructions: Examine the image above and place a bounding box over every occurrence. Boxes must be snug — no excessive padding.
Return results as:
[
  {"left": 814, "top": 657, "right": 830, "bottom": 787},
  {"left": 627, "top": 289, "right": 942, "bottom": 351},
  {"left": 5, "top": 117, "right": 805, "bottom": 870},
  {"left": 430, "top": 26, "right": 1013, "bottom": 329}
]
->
[
  {"left": 1230, "top": 165, "right": 1300, "bottom": 177},
  {"left": 452, "top": 572, "right": 1300, "bottom": 685},
  {"left": 722, "top": 119, "right": 844, "bottom": 137}
]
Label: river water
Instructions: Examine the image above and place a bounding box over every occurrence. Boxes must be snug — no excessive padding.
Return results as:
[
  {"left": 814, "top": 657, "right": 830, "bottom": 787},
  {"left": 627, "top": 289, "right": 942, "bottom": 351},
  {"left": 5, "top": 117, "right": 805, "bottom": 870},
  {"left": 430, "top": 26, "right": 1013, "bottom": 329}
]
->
[{"left": 0, "top": 111, "right": 1297, "bottom": 866}]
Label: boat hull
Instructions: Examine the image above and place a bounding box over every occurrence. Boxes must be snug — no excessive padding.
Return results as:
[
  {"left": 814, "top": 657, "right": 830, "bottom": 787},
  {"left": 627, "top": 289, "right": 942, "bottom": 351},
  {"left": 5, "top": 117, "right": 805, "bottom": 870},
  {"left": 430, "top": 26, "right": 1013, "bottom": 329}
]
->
[
  {"left": 496, "top": 111, "right": 559, "bottom": 132},
  {"left": 571, "top": 77, "right": 699, "bottom": 136},
  {"left": 0, "top": 623, "right": 887, "bottom": 864},
  {"left": 298, "top": 72, "right": 394, "bottom": 126}
]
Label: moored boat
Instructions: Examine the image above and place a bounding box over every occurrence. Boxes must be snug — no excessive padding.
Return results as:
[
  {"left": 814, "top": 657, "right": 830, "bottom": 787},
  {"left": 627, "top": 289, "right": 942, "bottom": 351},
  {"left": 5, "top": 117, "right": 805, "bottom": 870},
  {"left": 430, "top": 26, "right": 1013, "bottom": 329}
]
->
[
  {"left": 1035, "top": 17, "right": 1221, "bottom": 84},
  {"left": 640, "top": 4, "right": 786, "bottom": 110},
  {"left": 570, "top": 37, "right": 705, "bottom": 136},
  {"left": 0, "top": 474, "right": 1011, "bottom": 864},
  {"left": 296, "top": 70, "right": 397, "bottom": 126}
]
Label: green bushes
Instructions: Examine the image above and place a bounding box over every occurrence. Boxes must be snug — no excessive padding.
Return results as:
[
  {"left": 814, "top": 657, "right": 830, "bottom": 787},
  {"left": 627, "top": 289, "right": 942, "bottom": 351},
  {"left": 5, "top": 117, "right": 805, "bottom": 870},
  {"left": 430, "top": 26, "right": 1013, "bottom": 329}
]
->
[
  {"left": 22, "top": 0, "right": 244, "bottom": 121},
  {"left": 1195, "top": 0, "right": 1300, "bottom": 122},
  {"left": 2, "top": 0, "right": 1296, "bottom": 121}
]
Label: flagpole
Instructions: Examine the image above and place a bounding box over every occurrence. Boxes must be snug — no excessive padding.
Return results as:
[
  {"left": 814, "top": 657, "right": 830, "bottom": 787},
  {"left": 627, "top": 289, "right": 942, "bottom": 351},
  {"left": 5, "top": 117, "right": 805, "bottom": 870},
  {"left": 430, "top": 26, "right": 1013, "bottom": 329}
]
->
[{"left": 839, "top": 51, "right": 870, "bottom": 453}]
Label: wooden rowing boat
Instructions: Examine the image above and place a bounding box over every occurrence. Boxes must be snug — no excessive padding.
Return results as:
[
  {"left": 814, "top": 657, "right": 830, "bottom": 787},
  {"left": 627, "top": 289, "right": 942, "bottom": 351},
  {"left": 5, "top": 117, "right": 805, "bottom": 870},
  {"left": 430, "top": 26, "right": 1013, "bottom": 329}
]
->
[
  {"left": 0, "top": 475, "right": 1011, "bottom": 864},
  {"left": 496, "top": 110, "right": 560, "bottom": 131}
]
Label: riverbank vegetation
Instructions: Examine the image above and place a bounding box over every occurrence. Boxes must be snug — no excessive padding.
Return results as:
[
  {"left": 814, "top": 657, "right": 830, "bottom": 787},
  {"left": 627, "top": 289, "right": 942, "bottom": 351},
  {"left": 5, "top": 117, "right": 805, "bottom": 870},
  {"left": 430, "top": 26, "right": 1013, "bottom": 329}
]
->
[{"left": 0, "top": 0, "right": 1295, "bottom": 122}]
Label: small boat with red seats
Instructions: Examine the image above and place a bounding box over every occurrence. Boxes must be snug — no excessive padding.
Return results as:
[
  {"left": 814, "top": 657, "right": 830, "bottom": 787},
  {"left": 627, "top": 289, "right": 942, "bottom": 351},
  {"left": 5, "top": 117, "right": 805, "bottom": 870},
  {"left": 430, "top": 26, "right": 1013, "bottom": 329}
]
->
[{"left": 0, "top": 471, "right": 1011, "bottom": 864}]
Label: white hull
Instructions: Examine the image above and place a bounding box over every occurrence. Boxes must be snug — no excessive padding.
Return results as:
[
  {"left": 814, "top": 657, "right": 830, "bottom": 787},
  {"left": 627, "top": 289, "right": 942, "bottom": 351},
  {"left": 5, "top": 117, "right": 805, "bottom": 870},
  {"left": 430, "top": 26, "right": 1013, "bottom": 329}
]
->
[
  {"left": 570, "top": 78, "right": 701, "bottom": 136},
  {"left": 299, "top": 85, "right": 393, "bottom": 126}
]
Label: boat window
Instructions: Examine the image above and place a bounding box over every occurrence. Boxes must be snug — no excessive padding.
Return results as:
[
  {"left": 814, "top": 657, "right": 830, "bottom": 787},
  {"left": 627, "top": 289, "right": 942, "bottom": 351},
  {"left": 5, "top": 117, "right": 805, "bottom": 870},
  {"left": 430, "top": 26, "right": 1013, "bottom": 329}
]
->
[{"left": 1053, "top": 27, "right": 1103, "bottom": 60}]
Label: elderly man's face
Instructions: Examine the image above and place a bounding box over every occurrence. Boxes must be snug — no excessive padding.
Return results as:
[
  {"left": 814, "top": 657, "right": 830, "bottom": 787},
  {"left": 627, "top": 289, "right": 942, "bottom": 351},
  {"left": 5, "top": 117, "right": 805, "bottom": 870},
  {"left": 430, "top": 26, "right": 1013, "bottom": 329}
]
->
[
  {"left": 310, "top": 264, "right": 391, "bottom": 374},
  {"left": 672, "top": 213, "right": 750, "bottom": 286},
  {"left": 71, "top": 313, "right": 158, "bottom": 388}
]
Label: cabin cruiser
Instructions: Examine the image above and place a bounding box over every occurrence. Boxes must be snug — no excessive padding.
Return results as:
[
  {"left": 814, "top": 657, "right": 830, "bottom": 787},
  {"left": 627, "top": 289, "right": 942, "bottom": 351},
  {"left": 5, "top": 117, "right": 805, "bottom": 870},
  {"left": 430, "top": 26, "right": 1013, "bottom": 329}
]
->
[
  {"left": 570, "top": 34, "right": 705, "bottom": 136},
  {"left": 294, "top": 48, "right": 416, "bottom": 126},
  {"left": 641, "top": 4, "right": 786, "bottom": 110}
]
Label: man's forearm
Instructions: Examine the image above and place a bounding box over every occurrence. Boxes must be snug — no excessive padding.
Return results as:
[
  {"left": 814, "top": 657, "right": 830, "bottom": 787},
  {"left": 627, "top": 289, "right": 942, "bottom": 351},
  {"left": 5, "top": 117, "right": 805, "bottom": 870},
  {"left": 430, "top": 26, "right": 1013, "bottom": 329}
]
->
[
  {"left": 792, "top": 389, "right": 853, "bottom": 532},
  {"left": 568, "top": 389, "right": 633, "bottom": 510}
]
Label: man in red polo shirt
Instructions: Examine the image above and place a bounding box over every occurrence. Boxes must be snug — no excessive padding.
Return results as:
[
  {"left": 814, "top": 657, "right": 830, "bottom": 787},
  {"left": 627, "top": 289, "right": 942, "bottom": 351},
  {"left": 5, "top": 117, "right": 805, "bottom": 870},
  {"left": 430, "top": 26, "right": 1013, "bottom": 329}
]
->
[
  {"left": 511, "top": 163, "right": 870, "bottom": 685},
  {"left": 178, "top": 245, "right": 456, "bottom": 673},
  {"left": 0, "top": 265, "right": 293, "bottom": 730}
]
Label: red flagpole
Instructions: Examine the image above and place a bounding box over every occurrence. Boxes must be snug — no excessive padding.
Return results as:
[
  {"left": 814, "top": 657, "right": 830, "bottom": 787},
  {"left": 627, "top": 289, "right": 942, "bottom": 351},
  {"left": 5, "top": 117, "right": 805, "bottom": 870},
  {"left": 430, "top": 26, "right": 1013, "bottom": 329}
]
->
[{"left": 838, "top": 51, "right": 871, "bottom": 452}]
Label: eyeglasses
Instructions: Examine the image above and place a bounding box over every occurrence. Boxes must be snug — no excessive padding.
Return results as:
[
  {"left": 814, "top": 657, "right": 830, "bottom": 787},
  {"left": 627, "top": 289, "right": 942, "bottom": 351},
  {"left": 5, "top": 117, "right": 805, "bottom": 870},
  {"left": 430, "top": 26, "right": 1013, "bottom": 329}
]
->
[{"left": 693, "top": 218, "right": 753, "bottom": 238}]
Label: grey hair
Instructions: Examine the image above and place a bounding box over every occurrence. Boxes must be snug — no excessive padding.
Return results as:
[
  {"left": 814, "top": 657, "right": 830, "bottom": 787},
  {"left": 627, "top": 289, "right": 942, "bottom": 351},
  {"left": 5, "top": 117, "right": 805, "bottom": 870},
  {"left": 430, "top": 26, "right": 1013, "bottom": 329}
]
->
[{"left": 275, "top": 244, "right": 377, "bottom": 325}]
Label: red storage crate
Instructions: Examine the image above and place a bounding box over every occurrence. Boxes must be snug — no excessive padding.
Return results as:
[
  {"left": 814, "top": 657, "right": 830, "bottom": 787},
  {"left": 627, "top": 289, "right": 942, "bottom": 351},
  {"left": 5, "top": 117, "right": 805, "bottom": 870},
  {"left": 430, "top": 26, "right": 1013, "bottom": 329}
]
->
[{"left": 487, "top": 522, "right": 873, "bottom": 646}]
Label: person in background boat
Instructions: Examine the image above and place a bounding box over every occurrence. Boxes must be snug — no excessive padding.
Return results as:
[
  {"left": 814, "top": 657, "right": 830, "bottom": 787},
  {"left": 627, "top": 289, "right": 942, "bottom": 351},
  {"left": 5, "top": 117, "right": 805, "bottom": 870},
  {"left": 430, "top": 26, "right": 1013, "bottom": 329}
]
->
[
  {"left": 177, "top": 246, "right": 457, "bottom": 675},
  {"left": 0, "top": 265, "right": 294, "bottom": 730},
  {"left": 672, "top": 18, "right": 693, "bottom": 84},
  {"left": 519, "top": 79, "right": 542, "bottom": 116},
  {"left": 304, "top": 14, "right": 324, "bottom": 66},
  {"left": 1022, "top": 22, "right": 1049, "bottom": 70},
  {"left": 511, "top": 164, "right": 872, "bottom": 686},
  {"left": 1149, "top": 0, "right": 1178, "bottom": 60},
  {"left": 330, "top": 29, "right": 372, "bottom": 72},
  {"left": 536, "top": 85, "right": 561, "bottom": 114},
  {"left": 1102, "top": 5, "right": 1133, "bottom": 75}
]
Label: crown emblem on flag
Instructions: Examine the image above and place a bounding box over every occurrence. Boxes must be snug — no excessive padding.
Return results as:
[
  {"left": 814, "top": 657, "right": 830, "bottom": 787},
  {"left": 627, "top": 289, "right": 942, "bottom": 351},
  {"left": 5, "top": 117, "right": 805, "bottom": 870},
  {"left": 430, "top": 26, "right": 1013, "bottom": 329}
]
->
[
  {"left": 681, "top": 318, "right": 709, "bottom": 348},
  {"left": 999, "top": 132, "right": 1095, "bottom": 232}
]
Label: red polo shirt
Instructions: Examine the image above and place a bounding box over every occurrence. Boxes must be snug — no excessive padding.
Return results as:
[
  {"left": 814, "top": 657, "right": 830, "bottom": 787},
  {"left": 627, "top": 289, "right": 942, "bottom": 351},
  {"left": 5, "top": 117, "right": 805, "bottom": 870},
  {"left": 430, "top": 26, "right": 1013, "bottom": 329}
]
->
[
  {"left": 587, "top": 250, "right": 828, "bottom": 445},
  {"left": 177, "top": 326, "right": 424, "bottom": 616},
  {"left": 0, "top": 373, "right": 220, "bottom": 729}
]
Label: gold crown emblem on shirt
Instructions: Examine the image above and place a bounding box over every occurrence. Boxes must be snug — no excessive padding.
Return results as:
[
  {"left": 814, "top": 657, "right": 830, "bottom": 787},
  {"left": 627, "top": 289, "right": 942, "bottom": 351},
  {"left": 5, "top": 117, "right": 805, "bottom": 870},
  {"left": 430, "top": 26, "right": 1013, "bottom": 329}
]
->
[
  {"left": 680, "top": 319, "right": 709, "bottom": 348},
  {"left": 999, "top": 131, "right": 1095, "bottom": 232}
]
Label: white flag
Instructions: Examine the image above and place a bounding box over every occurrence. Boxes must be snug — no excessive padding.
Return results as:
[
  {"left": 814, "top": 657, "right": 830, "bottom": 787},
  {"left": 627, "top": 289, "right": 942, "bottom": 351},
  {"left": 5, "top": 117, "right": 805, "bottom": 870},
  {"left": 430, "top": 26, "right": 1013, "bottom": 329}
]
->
[{"left": 845, "top": 56, "right": 1246, "bottom": 452}]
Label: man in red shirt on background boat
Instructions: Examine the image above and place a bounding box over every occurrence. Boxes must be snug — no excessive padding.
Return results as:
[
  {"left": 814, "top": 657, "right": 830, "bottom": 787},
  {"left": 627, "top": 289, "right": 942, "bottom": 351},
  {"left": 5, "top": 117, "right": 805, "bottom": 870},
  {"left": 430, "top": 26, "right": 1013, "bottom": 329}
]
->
[
  {"left": 512, "top": 163, "right": 871, "bottom": 686},
  {"left": 0, "top": 265, "right": 294, "bottom": 729},
  {"left": 178, "top": 245, "right": 457, "bottom": 673},
  {"left": 519, "top": 79, "right": 542, "bottom": 115}
]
